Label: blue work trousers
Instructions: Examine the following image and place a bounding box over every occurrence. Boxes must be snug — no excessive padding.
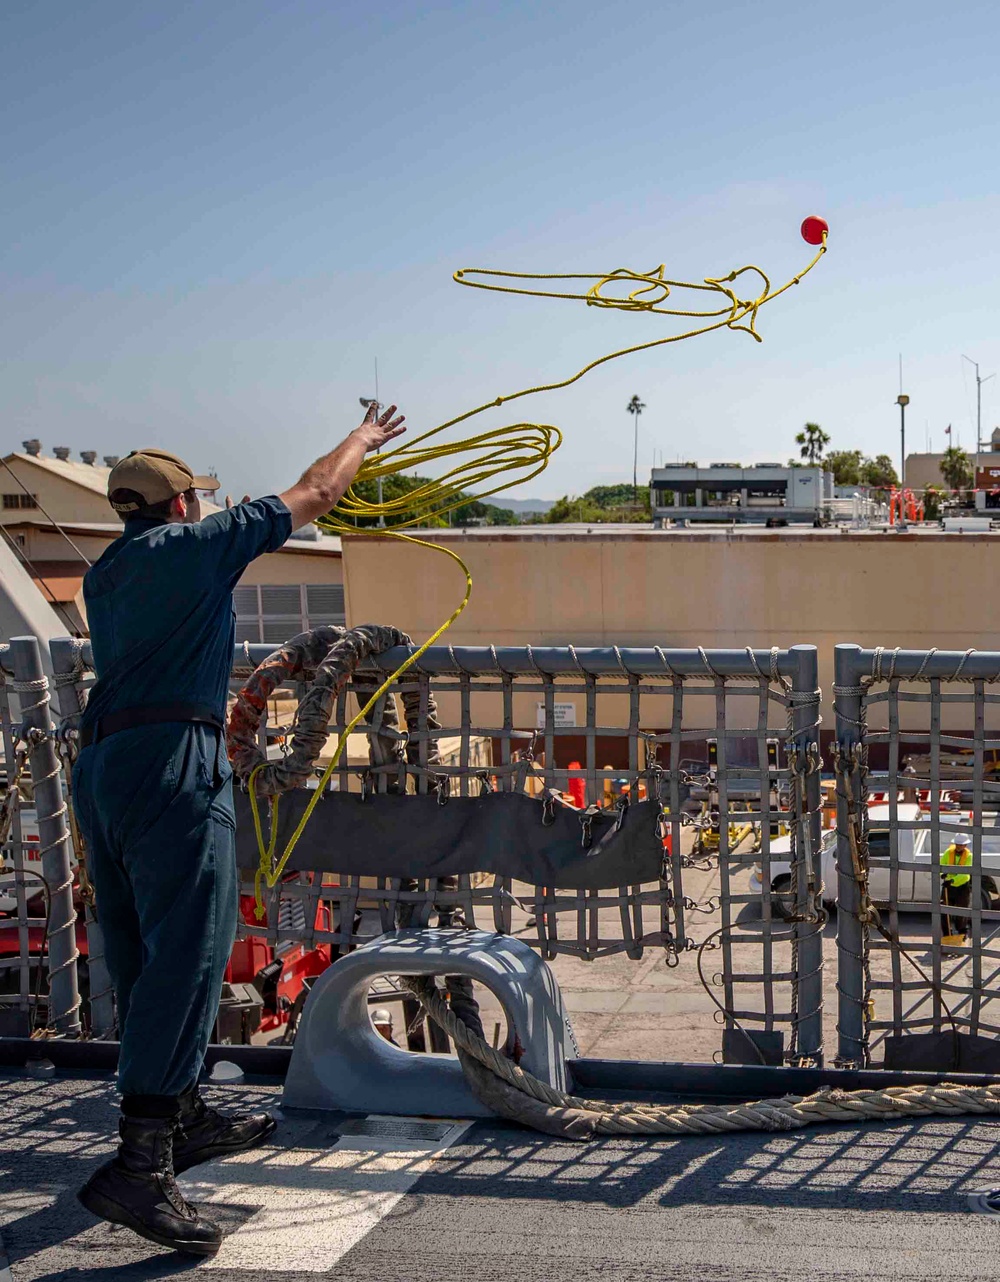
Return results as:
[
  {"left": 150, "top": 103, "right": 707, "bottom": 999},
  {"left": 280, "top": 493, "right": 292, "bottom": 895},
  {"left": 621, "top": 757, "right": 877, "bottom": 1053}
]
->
[{"left": 73, "top": 723, "right": 238, "bottom": 1098}]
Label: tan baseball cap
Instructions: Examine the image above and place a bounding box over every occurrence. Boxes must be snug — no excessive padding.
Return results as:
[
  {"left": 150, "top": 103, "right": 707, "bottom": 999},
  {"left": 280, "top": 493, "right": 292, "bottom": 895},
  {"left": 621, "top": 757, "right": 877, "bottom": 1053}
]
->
[{"left": 107, "top": 448, "right": 220, "bottom": 514}]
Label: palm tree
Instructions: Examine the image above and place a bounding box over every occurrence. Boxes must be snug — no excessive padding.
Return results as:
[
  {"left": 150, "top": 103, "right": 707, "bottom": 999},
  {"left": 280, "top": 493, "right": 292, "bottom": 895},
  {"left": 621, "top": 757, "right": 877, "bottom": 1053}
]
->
[
  {"left": 627, "top": 395, "right": 646, "bottom": 502},
  {"left": 795, "top": 422, "right": 830, "bottom": 466},
  {"left": 940, "top": 445, "right": 973, "bottom": 496}
]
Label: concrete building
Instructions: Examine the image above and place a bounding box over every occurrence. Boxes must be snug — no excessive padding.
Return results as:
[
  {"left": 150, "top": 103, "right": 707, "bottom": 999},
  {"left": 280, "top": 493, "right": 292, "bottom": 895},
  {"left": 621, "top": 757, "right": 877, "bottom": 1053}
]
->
[
  {"left": 0, "top": 444, "right": 345, "bottom": 637},
  {"left": 904, "top": 426, "right": 1000, "bottom": 491},
  {"left": 650, "top": 464, "right": 834, "bottom": 525}
]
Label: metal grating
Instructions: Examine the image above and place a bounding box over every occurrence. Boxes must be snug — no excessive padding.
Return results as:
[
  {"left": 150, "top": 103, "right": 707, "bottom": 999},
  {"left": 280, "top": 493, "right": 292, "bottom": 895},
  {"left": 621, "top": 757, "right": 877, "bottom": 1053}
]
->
[{"left": 334, "top": 1117, "right": 458, "bottom": 1142}]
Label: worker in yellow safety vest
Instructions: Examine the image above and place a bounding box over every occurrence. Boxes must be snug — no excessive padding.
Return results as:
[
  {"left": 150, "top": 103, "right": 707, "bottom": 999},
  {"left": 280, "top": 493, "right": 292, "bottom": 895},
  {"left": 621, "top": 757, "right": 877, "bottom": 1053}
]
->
[{"left": 941, "top": 832, "right": 973, "bottom": 950}]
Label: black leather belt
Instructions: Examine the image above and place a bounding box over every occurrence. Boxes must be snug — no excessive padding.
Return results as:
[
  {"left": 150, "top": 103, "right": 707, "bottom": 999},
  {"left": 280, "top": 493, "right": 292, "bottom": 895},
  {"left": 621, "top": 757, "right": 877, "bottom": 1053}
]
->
[{"left": 80, "top": 702, "right": 224, "bottom": 749}]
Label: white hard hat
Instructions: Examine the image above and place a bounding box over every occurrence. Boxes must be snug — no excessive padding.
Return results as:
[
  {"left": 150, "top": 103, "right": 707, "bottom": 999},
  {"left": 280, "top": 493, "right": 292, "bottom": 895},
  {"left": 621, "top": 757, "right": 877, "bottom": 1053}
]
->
[
  {"left": 952, "top": 832, "right": 971, "bottom": 846},
  {"left": 371, "top": 1008, "right": 393, "bottom": 1026}
]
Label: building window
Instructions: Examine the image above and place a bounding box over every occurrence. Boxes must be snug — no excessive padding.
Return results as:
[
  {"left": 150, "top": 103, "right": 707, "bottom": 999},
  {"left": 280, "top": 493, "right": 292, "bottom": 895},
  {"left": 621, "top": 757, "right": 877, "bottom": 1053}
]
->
[
  {"left": 233, "top": 583, "right": 346, "bottom": 644},
  {"left": 2, "top": 493, "right": 38, "bottom": 510},
  {"left": 305, "top": 583, "right": 347, "bottom": 629}
]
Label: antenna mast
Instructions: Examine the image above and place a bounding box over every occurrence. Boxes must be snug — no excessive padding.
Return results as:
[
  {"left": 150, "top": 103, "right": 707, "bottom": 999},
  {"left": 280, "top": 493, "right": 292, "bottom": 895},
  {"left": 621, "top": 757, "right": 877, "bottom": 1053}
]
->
[{"left": 963, "top": 355, "right": 995, "bottom": 466}]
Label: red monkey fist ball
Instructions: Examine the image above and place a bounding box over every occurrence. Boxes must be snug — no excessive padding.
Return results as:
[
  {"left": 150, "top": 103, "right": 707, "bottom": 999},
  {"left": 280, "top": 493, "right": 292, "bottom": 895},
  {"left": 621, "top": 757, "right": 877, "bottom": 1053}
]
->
[{"left": 800, "top": 215, "right": 829, "bottom": 245}]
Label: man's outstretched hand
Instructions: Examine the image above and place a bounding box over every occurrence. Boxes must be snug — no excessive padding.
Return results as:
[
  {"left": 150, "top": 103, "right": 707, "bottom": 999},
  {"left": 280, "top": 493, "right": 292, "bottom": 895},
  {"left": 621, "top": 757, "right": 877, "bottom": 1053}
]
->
[
  {"left": 352, "top": 402, "right": 406, "bottom": 453},
  {"left": 279, "top": 404, "right": 408, "bottom": 528}
]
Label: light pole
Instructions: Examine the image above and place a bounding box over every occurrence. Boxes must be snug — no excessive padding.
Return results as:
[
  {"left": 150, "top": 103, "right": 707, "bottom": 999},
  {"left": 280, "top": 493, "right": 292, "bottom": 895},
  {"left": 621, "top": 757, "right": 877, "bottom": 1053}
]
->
[
  {"left": 358, "top": 396, "right": 385, "bottom": 527},
  {"left": 627, "top": 394, "right": 646, "bottom": 505},
  {"left": 962, "top": 355, "right": 994, "bottom": 472},
  {"left": 897, "top": 393, "right": 909, "bottom": 526}
]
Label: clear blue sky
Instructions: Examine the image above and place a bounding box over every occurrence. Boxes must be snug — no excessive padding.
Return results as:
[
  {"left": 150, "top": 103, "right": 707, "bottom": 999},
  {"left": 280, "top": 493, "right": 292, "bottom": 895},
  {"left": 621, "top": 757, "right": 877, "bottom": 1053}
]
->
[{"left": 4, "top": 0, "right": 1000, "bottom": 502}]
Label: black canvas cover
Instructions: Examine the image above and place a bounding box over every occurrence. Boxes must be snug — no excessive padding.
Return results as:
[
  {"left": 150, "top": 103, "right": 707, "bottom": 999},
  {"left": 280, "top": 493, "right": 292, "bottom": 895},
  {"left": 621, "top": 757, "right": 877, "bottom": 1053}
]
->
[{"left": 233, "top": 789, "right": 665, "bottom": 890}]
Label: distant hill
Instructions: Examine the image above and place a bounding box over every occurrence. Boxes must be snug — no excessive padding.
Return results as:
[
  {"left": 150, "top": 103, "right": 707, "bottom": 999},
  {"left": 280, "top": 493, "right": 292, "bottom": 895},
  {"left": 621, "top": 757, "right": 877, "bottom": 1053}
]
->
[{"left": 498, "top": 497, "right": 555, "bottom": 514}]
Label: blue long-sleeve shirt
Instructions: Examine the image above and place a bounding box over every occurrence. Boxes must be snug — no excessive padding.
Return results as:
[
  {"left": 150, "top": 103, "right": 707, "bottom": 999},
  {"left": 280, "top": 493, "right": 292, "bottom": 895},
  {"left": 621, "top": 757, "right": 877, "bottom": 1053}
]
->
[{"left": 81, "top": 496, "right": 293, "bottom": 731}]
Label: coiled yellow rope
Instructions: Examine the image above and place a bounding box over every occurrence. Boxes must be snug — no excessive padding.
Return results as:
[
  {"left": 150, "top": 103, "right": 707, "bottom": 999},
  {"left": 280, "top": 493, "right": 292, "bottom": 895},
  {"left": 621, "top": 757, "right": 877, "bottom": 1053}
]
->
[{"left": 248, "top": 228, "right": 829, "bottom": 915}]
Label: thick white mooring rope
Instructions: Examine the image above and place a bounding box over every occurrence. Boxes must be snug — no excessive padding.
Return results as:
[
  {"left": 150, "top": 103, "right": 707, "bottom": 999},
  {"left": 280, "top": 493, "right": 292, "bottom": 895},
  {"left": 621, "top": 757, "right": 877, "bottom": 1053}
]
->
[{"left": 403, "top": 977, "right": 1000, "bottom": 1141}]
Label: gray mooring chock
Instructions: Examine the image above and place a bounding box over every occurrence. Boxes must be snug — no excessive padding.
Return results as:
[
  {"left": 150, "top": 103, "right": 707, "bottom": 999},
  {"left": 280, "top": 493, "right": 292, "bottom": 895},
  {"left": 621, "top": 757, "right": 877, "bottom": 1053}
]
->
[{"left": 283, "top": 929, "right": 576, "bottom": 1117}]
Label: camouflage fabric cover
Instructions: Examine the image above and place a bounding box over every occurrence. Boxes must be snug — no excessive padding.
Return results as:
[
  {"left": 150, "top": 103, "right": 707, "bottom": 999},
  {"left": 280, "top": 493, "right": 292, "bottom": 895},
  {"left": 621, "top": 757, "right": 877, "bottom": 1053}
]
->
[{"left": 227, "top": 624, "right": 441, "bottom": 796}]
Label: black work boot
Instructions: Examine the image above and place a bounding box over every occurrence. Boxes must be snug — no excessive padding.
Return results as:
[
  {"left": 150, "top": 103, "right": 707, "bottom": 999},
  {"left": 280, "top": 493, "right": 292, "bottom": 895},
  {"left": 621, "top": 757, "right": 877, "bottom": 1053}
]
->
[
  {"left": 78, "top": 1114, "right": 222, "bottom": 1256},
  {"left": 172, "top": 1087, "right": 277, "bottom": 1175}
]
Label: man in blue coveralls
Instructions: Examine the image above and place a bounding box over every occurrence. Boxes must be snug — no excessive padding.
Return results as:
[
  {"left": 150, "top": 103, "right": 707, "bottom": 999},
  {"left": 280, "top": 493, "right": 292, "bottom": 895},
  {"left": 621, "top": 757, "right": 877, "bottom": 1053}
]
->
[{"left": 74, "top": 402, "right": 405, "bottom": 1256}]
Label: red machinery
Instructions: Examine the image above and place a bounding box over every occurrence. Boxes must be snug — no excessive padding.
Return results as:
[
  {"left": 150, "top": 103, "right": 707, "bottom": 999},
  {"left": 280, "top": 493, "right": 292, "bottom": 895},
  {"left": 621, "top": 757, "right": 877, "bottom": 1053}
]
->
[
  {"left": 225, "top": 880, "right": 333, "bottom": 1035},
  {"left": 0, "top": 865, "right": 334, "bottom": 1040}
]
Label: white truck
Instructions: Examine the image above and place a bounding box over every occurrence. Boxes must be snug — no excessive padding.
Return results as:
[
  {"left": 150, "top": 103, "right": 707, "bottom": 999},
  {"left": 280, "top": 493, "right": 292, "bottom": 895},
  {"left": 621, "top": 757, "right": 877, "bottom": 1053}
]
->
[{"left": 748, "top": 803, "right": 1000, "bottom": 915}]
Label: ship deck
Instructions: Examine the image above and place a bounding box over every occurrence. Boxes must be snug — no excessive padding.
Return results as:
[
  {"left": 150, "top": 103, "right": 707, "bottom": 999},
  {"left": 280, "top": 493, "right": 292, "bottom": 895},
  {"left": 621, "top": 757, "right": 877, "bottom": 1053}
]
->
[{"left": 5, "top": 1071, "right": 1000, "bottom": 1281}]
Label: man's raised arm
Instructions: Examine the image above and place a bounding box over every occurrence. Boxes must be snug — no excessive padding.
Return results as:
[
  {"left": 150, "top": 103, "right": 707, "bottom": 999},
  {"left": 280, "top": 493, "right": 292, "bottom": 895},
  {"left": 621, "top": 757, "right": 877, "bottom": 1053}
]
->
[{"left": 279, "top": 402, "right": 406, "bottom": 529}]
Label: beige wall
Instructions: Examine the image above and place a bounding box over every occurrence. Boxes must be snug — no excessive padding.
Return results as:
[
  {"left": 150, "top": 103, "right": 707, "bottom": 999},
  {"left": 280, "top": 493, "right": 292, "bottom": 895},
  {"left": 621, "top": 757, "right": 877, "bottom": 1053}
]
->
[
  {"left": 9, "top": 525, "right": 342, "bottom": 588},
  {"left": 13, "top": 527, "right": 117, "bottom": 561},
  {"left": 905, "top": 451, "right": 1000, "bottom": 491},
  {"left": 0, "top": 457, "right": 116, "bottom": 524},
  {"left": 342, "top": 529, "right": 1000, "bottom": 732},
  {"left": 238, "top": 551, "right": 342, "bottom": 587}
]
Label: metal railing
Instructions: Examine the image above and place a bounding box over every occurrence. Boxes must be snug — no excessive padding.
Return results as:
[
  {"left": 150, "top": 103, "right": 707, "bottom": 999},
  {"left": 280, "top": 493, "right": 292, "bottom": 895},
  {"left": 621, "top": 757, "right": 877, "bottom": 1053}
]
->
[
  {"left": 834, "top": 644, "right": 1000, "bottom": 1069},
  {"left": 0, "top": 637, "right": 80, "bottom": 1035},
  {"left": 9, "top": 631, "right": 1000, "bottom": 1074},
  {"left": 36, "top": 636, "right": 825, "bottom": 1065},
  {"left": 232, "top": 638, "right": 820, "bottom": 1061},
  {"left": 0, "top": 643, "right": 32, "bottom": 1029},
  {"left": 49, "top": 637, "right": 113, "bottom": 1037}
]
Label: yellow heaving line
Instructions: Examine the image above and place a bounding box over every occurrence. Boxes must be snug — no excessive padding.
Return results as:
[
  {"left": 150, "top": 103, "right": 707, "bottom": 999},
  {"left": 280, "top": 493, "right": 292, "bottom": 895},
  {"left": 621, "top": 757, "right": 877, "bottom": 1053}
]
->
[{"left": 249, "top": 227, "right": 829, "bottom": 916}]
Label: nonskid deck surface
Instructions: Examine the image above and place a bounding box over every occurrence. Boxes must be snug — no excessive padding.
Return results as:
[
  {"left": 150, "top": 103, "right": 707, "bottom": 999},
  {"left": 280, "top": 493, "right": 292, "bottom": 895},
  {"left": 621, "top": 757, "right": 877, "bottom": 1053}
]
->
[{"left": 4, "top": 1074, "right": 1000, "bottom": 1281}]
